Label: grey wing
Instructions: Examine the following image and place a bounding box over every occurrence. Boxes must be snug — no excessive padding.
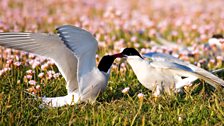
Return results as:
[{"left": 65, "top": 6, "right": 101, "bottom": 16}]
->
[
  {"left": 143, "top": 52, "right": 188, "bottom": 66},
  {"left": 56, "top": 25, "right": 98, "bottom": 92},
  {"left": 0, "top": 32, "right": 79, "bottom": 93},
  {"left": 150, "top": 61, "right": 224, "bottom": 88},
  {"left": 150, "top": 61, "right": 194, "bottom": 72},
  {"left": 0, "top": 33, "right": 57, "bottom": 56}
]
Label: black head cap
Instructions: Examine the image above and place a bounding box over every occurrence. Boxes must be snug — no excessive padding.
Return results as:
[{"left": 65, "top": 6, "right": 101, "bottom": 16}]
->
[
  {"left": 212, "top": 34, "right": 223, "bottom": 39},
  {"left": 121, "top": 48, "right": 143, "bottom": 58},
  {"left": 98, "top": 55, "right": 118, "bottom": 73}
]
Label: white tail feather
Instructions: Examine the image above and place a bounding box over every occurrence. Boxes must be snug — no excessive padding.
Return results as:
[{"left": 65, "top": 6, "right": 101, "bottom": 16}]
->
[{"left": 41, "top": 93, "right": 80, "bottom": 107}]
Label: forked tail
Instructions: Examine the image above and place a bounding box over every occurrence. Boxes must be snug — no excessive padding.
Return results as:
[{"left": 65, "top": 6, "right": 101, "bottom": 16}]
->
[{"left": 191, "top": 65, "right": 224, "bottom": 88}]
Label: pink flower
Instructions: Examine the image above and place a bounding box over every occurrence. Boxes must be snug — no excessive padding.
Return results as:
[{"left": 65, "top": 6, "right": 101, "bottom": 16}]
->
[
  {"left": 28, "top": 53, "right": 35, "bottom": 59},
  {"left": 41, "top": 63, "right": 49, "bottom": 70},
  {"left": 13, "top": 61, "right": 22, "bottom": 67},
  {"left": 15, "top": 55, "right": 20, "bottom": 61},
  {"left": 25, "top": 75, "right": 32, "bottom": 80},
  {"left": 47, "top": 60, "right": 55, "bottom": 65},
  {"left": 31, "top": 61, "right": 41, "bottom": 69},
  {"left": 137, "top": 93, "right": 144, "bottom": 99},
  {"left": 47, "top": 70, "right": 55, "bottom": 75},
  {"left": 46, "top": 70, "right": 55, "bottom": 79},
  {"left": 26, "top": 69, "right": 35, "bottom": 75},
  {"left": 38, "top": 72, "right": 45, "bottom": 78},
  {"left": 171, "top": 31, "right": 178, "bottom": 36},
  {"left": 20, "top": 51, "right": 28, "bottom": 56},
  {"left": 26, "top": 87, "right": 34, "bottom": 93},
  {"left": 28, "top": 80, "right": 37, "bottom": 86},
  {"left": 2, "top": 67, "right": 11, "bottom": 72},
  {"left": 122, "top": 87, "right": 130, "bottom": 94},
  {"left": 210, "top": 59, "right": 215, "bottom": 63},
  {"left": 0, "top": 70, "right": 4, "bottom": 76},
  {"left": 35, "top": 85, "right": 41, "bottom": 90},
  {"left": 216, "top": 56, "right": 223, "bottom": 61},
  {"left": 53, "top": 73, "right": 61, "bottom": 78},
  {"left": 6, "top": 59, "right": 13, "bottom": 64},
  {"left": 131, "top": 36, "right": 137, "bottom": 42}
]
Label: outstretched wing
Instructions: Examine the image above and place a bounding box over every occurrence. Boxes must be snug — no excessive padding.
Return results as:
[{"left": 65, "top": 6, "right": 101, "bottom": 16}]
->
[
  {"left": 56, "top": 25, "right": 98, "bottom": 92},
  {"left": 0, "top": 29, "right": 79, "bottom": 93}
]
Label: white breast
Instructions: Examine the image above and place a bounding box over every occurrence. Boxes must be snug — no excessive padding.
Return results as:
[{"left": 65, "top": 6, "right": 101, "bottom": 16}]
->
[
  {"left": 78, "top": 68, "right": 109, "bottom": 102},
  {"left": 127, "top": 56, "right": 175, "bottom": 91}
]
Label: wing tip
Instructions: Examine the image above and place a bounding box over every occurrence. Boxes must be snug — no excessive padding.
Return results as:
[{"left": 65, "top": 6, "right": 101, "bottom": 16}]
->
[
  {"left": 56, "top": 25, "right": 93, "bottom": 37},
  {"left": 56, "top": 25, "right": 84, "bottom": 32}
]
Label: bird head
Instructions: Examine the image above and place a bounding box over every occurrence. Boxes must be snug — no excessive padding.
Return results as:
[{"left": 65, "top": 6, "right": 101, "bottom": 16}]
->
[
  {"left": 98, "top": 53, "right": 123, "bottom": 73},
  {"left": 120, "top": 48, "right": 143, "bottom": 59}
]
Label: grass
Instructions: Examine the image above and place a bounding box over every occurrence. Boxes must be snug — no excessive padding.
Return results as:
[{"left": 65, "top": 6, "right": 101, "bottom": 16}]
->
[{"left": 0, "top": 64, "right": 224, "bottom": 125}]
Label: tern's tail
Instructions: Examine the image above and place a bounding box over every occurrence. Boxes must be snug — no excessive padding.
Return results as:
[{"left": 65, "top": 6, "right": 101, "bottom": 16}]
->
[
  {"left": 41, "top": 93, "right": 80, "bottom": 107},
  {"left": 190, "top": 65, "right": 224, "bottom": 89}
]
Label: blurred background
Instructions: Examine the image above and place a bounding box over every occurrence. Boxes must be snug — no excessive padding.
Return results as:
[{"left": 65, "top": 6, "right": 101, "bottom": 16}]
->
[{"left": 0, "top": 0, "right": 223, "bottom": 69}]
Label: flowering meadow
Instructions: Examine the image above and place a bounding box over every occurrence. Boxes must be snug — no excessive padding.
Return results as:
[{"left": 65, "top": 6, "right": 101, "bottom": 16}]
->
[{"left": 0, "top": 0, "right": 224, "bottom": 125}]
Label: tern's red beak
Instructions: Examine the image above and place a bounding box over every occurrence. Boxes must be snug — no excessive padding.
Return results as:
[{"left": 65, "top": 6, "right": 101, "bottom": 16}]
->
[{"left": 112, "top": 53, "right": 123, "bottom": 58}]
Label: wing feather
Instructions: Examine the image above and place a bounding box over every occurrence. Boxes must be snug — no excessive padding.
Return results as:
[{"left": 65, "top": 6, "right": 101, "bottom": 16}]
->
[
  {"left": 0, "top": 31, "right": 79, "bottom": 93},
  {"left": 56, "top": 25, "right": 98, "bottom": 92},
  {"left": 0, "top": 25, "right": 100, "bottom": 94},
  {"left": 147, "top": 52, "right": 224, "bottom": 88}
]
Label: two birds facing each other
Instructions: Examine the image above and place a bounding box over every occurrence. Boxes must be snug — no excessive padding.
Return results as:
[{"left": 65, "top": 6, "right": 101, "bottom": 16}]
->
[{"left": 0, "top": 25, "right": 224, "bottom": 107}]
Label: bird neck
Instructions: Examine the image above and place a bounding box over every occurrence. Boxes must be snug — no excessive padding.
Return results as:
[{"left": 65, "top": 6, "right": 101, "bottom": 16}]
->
[
  {"left": 127, "top": 56, "right": 146, "bottom": 74},
  {"left": 98, "top": 56, "right": 115, "bottom": 73}
]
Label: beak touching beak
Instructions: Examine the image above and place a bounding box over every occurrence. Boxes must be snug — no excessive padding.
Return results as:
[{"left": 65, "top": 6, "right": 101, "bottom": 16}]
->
[{"left": 112, "top": 53, "right": 124, "bottom": 58}]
